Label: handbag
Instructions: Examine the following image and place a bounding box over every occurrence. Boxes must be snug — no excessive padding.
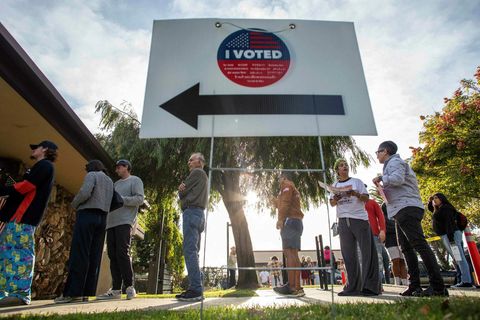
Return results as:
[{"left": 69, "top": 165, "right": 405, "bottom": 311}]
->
[
  {"left": 331, "top": 222, "right": 339, "bottom": 237},
  {"left": 110, "top": 190, "right": 124, "bottom": 212}
]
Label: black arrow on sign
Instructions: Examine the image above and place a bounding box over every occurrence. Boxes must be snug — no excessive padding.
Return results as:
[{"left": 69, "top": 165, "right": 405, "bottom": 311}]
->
[{"left": 159, "top": 83, "right": 344, "bottom": 129}]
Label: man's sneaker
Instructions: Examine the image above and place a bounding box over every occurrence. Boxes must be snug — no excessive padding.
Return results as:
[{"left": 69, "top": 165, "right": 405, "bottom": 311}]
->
[
  {"left": 273, "top": 284, "right": 294, "bottom": 295},
  {"left": 126, "top": 286, "right": 136, "bottom": 300},
  {"left": 175, "top": 291, "right": 187, "bottom": 299},
  {"left": 291, "top": 288, "right": 305, "bottom": 297},
  {"left": 96, "top": 289, "right": 122, "bottom": 300},
  {"left": 452, "top": 282, "right": 473, "bottom": 288},
  {"left": 54, "top": 296, "right": 84, "bottom": 304},
  {"left": 413, "top": 286, "right": 449, "bottom": 297},
  {"left": 176, "top": 290, "right": 203, "bottom": 302},
  {"left": 399, "top": 286, "right": 423, "bottom": 297}
]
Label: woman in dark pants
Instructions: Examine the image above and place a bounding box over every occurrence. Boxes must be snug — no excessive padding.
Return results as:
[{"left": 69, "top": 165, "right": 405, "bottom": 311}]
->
[
  {"left": 55, "top": 160, "right": 113, "bottom": 303},
  {"left": 330, "top": 159, "right": 379, "bottom": 296}
]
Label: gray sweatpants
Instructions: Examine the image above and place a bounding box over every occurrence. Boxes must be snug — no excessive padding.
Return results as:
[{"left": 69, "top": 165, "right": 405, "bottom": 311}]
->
[{"left": 338, "top": 217, "right": 380, "bottom": 294}]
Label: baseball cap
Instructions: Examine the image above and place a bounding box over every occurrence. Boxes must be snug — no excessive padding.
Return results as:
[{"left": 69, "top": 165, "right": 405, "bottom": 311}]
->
[
  {"left": 30, "top": 140, "right": 58, "bottom": 150},
  {"left": 116, "top": 159, "right": 132, "bottom": 169}
]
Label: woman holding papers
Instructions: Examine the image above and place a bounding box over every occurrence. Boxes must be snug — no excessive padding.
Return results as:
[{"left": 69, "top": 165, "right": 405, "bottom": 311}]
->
[{"left": 329, "top": 159, "right": 380, "bottom": 296}]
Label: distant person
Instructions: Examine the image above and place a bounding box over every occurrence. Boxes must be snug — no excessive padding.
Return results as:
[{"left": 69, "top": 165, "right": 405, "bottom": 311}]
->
[
  {"left": 272, "top": 172, "right": 304, "bottom": 297},
  {"left": 268, "top": 256, "right": 282, "bottom": 287},
  {"left": 97, "top": 159, "right": 144, "bottom": 300},
  {"left": 227, "top": 246, "right": 237, "bottom": 288},
  {"left": 259, "top": 270, "right": 270, "bottom": 287},
  {"left": 175, "top": 153, "right": 208, "bottom": 302},
  {"left": 324, "top": 246, "right": 331, "bottom": 265},
  {"left": 0, "top": 141, "right": 57, "bottom": 307},
  {"left": 364, "top": 196, "right": 387, "bottom": 290},
  {"left": 55, "top": 160, "right": 114, "bottom": 304},
  {"left": 306, "top": 256, "right": 315, "bottom": 285},
  {"left": 330, "top": 159, "right": 379, "bottom": 296},
  {"left": 382, "top": 203, "right": 408, "bottom": 285},
  {"left": 301, "top": 256, "right": 310, "bottom": 286},
  {"left": 372, "top": 141, "right": 447, "bottom": 297},
  {"left": 428, "top": 193, "right": 472, "bottom": 287}
]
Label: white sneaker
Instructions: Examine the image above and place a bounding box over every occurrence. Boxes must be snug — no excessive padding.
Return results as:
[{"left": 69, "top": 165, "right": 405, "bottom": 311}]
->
[
  {"left": 96, "top": 289, "right": 122, "bottom": 300},
  {"left": 126, "top": 286, "right": 136, "bottom": 300}
]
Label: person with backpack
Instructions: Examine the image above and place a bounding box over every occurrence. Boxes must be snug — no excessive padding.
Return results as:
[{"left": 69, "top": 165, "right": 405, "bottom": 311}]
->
[{"left": 428, "top": 193, "right": 473, "bottom": 288}]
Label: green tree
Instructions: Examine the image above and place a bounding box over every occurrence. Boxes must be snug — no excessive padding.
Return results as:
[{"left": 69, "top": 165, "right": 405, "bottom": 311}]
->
[
  {"left": 95, "top": 101, "right": 371, "bottom": 288},
  {"left": 94, "top": 102, "right": 186, "bottom": 291},
  {"left": 411, "top": 66, "right": 480, "bottom": 230}
]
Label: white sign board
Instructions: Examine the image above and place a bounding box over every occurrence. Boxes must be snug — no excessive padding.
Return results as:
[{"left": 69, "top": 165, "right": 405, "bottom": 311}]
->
[{"left": 140, "top": 18, "right": 377, "bottom": 138}]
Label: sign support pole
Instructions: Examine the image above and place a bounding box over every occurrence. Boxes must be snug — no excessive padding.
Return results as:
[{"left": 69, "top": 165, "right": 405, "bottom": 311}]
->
[
  {"left": 200, "top": 116, "right": 216, "bottom": 320},
  {"left": 316, "top": 116, "right": 336, "bottom": 313}
]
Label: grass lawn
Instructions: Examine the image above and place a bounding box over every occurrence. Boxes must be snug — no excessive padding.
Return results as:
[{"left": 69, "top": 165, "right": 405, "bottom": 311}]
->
[
  {"left": 6, "top": 297, "right": 480, "bottom": 319},
  {"left": 136, "top": 288, "right": 258, "bottom": 299}
]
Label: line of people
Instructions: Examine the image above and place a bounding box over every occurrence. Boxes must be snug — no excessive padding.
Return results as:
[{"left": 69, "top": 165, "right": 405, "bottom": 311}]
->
[
  {"left": 1, "top": 144, "right": 471, "bottom": 307},
  {"left": 0, "top": 141, "right": 145, "bottom": 307}
]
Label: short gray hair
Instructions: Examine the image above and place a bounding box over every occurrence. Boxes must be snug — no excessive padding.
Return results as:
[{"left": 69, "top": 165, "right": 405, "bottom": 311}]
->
[{"left": 191, "top": 152, "right": 205, "bottom": 164}]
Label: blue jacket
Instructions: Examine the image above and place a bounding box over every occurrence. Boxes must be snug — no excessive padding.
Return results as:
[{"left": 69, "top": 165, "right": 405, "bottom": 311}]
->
[{"left": 382, "top": 154, "right": 424, "bottom": 218}]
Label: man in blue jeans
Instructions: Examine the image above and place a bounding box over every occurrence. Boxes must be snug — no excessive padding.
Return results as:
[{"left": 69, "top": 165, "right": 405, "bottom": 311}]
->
[
  {"left": 373, "top": 141, "right": 447, "bottom": 297},
  {"left": 176, "top": 153, "right": 208, "bottom": 301}
]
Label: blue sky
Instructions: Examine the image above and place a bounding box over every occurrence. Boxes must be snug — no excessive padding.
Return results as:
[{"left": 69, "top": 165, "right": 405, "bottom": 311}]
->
[{"left": 1, "top": 0, "right": 479, "bottom": 265}]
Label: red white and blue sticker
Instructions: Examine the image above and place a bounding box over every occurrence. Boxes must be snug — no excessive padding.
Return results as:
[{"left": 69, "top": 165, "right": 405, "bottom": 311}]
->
[{"left": 217, "top": 29, "right": 290, "bottom": 87}]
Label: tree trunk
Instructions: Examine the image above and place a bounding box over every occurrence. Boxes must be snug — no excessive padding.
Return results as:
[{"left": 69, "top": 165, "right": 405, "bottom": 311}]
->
[
  {"left": 220, "top": 171, "right": 258, "bottom": 289},
  {"left": 147, "top": 235, "right": 162, "bottom": 294}
]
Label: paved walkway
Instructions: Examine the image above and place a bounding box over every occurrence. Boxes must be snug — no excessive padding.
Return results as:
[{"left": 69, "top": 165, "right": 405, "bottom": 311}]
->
[{"left": 1, "top": 285, "right": 479, "bottom": 318}]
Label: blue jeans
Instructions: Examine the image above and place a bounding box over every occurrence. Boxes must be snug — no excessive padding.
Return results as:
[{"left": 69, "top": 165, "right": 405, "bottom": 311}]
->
[
  {"left": 182, "top": 208, "right": 205, "bottom": 293},
  {"left": 441, "top": 230, "right": 472, "bottom": 284}
]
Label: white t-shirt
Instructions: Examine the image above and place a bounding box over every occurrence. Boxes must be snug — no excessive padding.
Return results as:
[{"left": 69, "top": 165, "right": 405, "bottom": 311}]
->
[
  {"left": 259, "top": 271, "right": 270, "bottom": 283},
  {"left": 329, "top": 177, "right": 368, "bottom": 220}
]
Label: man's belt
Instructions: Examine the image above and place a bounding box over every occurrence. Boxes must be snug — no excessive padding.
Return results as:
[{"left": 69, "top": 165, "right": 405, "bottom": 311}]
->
[{"left": 182, "top": 205, "right": 205, "bottom": 211}]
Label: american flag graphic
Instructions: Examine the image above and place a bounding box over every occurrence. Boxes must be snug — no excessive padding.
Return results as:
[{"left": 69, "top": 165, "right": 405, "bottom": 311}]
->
[{"left": 225, "top": 31, "right": 281, "bottom": 49}]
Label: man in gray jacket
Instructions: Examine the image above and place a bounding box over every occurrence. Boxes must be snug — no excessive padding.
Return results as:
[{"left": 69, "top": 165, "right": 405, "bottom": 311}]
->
[
  {"left": 372, "top": 141, "right": 447, "bottom": 297},
  {"left": 175, "top": 152, "right": 208, "bottom": 301},
  {"left": 97, "top": 159, "right": 144, "bottom": 300}
]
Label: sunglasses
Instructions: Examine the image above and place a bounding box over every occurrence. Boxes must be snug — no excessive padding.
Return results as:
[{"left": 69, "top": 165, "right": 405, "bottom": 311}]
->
[{"left": 375, "top": 149, "right": 385, "bottom": 154}]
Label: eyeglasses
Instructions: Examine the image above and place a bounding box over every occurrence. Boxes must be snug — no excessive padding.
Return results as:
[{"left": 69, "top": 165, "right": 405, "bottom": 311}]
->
[{"left": 375, "top": 149, "right": 385, "bottom": 154}]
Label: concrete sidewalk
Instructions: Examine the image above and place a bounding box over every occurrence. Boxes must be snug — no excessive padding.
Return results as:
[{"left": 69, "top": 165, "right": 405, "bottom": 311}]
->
[{"left": 1, "top": 285, "right": 479, "bottom": 318}]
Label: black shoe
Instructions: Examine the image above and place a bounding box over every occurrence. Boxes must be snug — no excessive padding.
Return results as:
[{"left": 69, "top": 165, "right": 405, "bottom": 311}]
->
[
  {"left": 274, "top": 284, "right": 294, "bottom": 295},
  {"left": 414, "top": 286, "right": 449, "bottom": 297},
  {"left": 338, "top": 290, "right": 361, "bottom": 296},
  {"left": 361, "top": 288, "right": 379, "bottom": 296},
  {"left": 452, "top": 282, "right": 473, "bottom": 288},
  {"left": 273, "top": 284, "right": 290, "bottom": 294},
  {"left": 399, "top": 286, "right": 423, "bottom": 296},
  {"left": 176, "top": 290, "right": 203, "bottom": 301},
  {"left": 175, "top": 291, "right": 187, "bottom": 299}
]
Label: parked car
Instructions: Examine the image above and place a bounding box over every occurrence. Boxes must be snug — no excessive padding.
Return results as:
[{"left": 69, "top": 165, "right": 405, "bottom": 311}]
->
[{"left": 418, "top": 261, "right": 457, "bottom": 286}]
